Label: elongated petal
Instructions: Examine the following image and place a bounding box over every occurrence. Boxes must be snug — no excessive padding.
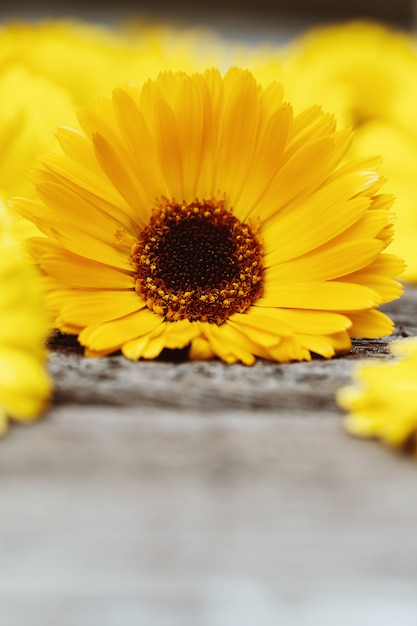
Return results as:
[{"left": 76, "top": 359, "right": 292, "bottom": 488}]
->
[
  {"left": 258, "top": 281, "right": 382, "bottom": 310},
  {"left": 78, "top": 308, "right": 164, "bottom": 353}
]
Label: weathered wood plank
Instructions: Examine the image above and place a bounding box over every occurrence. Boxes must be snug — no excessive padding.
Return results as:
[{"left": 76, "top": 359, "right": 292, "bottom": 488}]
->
[
  {"left": 2, "top": 406, "right": 417, "bottom": 624},
  {"left": 0, "top": 286, "right": 416, "bottom": 625}
]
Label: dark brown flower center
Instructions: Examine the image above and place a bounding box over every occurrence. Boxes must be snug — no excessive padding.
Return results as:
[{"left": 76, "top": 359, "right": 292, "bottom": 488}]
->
[{"left": 131, "top": 198, "right": 264, "bottom": 324}]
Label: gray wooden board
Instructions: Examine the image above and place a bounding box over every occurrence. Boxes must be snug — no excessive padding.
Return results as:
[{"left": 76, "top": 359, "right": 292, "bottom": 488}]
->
[{"left": 1, "top": 286, "right": 417, "bottom": 625}]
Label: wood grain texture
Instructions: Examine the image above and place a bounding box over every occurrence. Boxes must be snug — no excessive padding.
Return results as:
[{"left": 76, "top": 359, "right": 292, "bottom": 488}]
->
[{"left": 0, "top": 286, "right": 416, "bottom": 625}]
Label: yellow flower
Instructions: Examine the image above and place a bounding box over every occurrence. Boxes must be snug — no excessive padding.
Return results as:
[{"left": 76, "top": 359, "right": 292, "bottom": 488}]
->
[
  {"left": 0, "top": 19, "right": 223, "bottom": 197},
  {"left": 0, "top": 19, "right": 225, "bottom": 236},
  {"left": 278, "top": 20, "right": 417, "bottom": 282},
  {"left": 337, "top": 338, "right": 417, "bottom": 452},
  {"left": 0, "top": 201, "right": 51, "bottom": 435},
  {"left": 0, "top": 65, "right": 77, "bottom": 200},
  {"left": 0, "top": 19, "right": 224, "bottom": 110},
  {"left": 15, "top": 68, "right": 404, "bottom": 365},
  {"left": 0, "top": 20, "right": 220, "bottom": 197},
  {"left": 281, "top": 21, "right": 417, "bottom": 132}
]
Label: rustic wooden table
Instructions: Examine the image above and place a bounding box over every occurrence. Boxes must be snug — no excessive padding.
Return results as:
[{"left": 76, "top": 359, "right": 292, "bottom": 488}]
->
[{"left": 0, "top": 285, "right": 416, "bottom": 625}]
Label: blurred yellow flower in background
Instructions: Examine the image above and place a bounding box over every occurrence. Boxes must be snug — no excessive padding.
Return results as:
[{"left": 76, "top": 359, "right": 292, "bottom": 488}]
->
[
  {"left": 0, "top": 18, "right": 224, "bottom": 235},
  {"left": 0, "top": 65, "right": 77, "bottom": 201},
  {"left": 14, "top": 68, "right": 403, "bottom": 364},
  {"left": 337, "top": 338, "right": 417, "bottom": 453},
  {"left": 0, "top": 19, "right": 224, "bottom": 109},
  {"left": 276, "top": 20, "right": 417, "bottom": 282},
  {"left": 0, "top": 201, "right": 51, "bottom": 436}
]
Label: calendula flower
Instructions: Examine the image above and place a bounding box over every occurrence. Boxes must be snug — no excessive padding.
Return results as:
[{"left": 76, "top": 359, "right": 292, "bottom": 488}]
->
[
  {"left": 15, "top": 68, "right": 404, "bottom": 365},
  {"left": 337, "top": 338, "right": 417, "bottom": 453},
  {"left": 0, "top": 201, "right": 51, "bottom": 435},
  {"left": 278, "top": 20, "right": 417, "bottom": 281}
]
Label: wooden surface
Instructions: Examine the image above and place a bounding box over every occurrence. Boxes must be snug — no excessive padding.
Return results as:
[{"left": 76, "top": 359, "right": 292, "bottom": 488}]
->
[{"left": 0, "top": 286, "right": 416, "bottom": 625}]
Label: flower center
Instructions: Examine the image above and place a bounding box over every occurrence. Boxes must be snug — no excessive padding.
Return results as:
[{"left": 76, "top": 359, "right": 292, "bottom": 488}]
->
[{"left": 131, "top": 198, "right": 264, "bottom": 324}]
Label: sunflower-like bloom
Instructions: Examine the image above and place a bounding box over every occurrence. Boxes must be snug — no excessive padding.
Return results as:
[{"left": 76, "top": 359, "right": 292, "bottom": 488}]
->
[
  {"left": 0, "top": 201, "right": 51, "bottom": 435},
  {"left": 14, "top": 68, "right": 404, "bottom": 365},
  {"left": 337, "top": 339, "right": 417, "bottom": 453},
  {"left": 278, "top": 20, "right": 417, "bottom": 282}
]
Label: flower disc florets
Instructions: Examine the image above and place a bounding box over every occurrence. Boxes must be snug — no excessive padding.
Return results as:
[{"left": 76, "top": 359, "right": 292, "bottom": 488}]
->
[{"left": 131, "top": 197, "right": 264, "bottom": 324}]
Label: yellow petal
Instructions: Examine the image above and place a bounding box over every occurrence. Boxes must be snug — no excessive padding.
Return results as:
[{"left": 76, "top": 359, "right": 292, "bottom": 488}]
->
[
  {"left": 347, "top": 309, "right": 394, "bottom": 338},
  {"left": 265, "top": 239, "right": 383, "bottom": 282},
  {"left": 259, "top": 281, "right": 381, "bottom": 310},
  {"left": 78, "top": 308, "right": 164, "bottom": 353},
  {"left": 57, "top": 290, "right": 145, "bottom": 327}
]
